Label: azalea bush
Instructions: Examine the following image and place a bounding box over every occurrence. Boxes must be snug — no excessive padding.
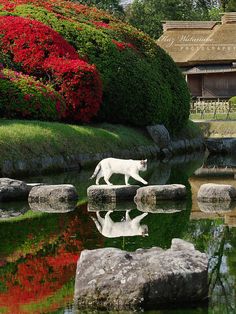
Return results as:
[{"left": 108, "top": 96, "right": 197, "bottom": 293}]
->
[
  {"left": 0, "top": 68, "right": 66, "bottom": 120},
  {"left": 0, "top": 0, "right": 190, "bottom": 131},
  {"left": 0, "top": 15, "right": 102, "bottom": 123}
]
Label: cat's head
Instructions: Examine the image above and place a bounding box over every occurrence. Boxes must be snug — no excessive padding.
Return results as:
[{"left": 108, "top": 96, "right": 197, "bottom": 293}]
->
[
  {"left": 139, "top": 224, "right": 149, "bottom": 237},
  {"left": 140, "top": 159, "right": 147, "bottom": 171}
]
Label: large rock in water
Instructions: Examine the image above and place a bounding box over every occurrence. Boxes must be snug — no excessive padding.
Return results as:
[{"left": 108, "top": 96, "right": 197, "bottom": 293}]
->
[
  {"left": 197, "top": 183, "right": 236, "bottom": 202},
  {"left": 146, "top": 124, "right": 171, "bottom": 149},
  {"left": 134, "top": 184, "right": 186, "bottom": 204},
  {"left": 0, "top": 178, "right": 29, "bottom": 201},
  {"left": 74, "top": 239, "right": 208, "bottom": 311},
  {"left": 87, "top": 185, "right": 140, "bottom": 203},
  {"left": 28, "top": 184, "right": 78, "bottom": 212}
]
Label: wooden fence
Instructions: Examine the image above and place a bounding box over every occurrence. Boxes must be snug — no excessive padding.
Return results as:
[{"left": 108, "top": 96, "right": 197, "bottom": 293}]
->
[{"left": 190, "top": 99, "right": 236, "bottom": 119}]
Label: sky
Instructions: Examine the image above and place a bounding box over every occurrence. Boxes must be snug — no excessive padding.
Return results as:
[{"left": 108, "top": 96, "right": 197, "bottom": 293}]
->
[{"left": 120, "top": 0, "right": 132, "bottom": 6}]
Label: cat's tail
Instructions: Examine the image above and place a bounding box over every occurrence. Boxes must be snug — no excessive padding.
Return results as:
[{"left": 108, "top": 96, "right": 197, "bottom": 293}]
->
[{"left": 90, "top": 162, "right": 101, "bottom": 180}]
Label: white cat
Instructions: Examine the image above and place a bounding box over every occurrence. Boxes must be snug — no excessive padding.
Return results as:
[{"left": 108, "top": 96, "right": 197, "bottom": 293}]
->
[
  {"left": 90, "top": 158, "right": 148, "bottom": 185},
  {"left": 91, "top": 210, "right": 148, "bottom": 238}
]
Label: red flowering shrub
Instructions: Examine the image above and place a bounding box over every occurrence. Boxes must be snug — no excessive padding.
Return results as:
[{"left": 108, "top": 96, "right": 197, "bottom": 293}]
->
[
  {"left": 0, "top": 68, "right": 66, "bottom": 120},
  {"left": 44, "top": 57, "right": 102, "bottom": 122},
  {"left": 0, "top": 16, "right": 78, "bottom": 72},
  {"left": 0, "top": 15, "right": 102, "bottom": 123}
]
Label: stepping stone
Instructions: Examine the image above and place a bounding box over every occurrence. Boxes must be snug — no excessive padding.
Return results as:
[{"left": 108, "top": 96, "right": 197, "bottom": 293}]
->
[
  {"left": 0, "top": 178, "right": 29, "bottom": 201},
  {"left": 29, "top": 184, "right": 78, "bottom": 202},
  {"left": 197, "top": 183, "right": 236, "bottom": 202},
  {"left": 87, "top": 185, "right": 140, "bottom": 203},
  {"left": 74, "top": 239, "right": 208, "bottom": 311},
  {"left": 134, "top": 184, "right": 186, "bottom": 204}
]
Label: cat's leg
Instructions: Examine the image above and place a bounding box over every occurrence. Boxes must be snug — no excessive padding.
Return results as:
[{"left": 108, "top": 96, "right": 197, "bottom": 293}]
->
[
  {"left": 132, "top": 212, "right": 148, "bottom": 225},
  {"left": 103, "top": 211, "right": 113, "bottom": 236},
  {"left": 125, "top": 175, "right": 130, "bottom": 185},
  {"left": 125, "top": 209, "right": 132, "bottom": 221},
  {"left": 130, "top": 173, "right": 148, "bottom": 185},
  {"left": 105, "top": 211, "right": 113, "bottom": 222},
  {"left": 104, "top": 172, "right": 113, "bottom": 185},
  {"left": 95, "top": 169, "right": 103, "bottom": 185},
  {"left": 91, "top": 216, "right": 102, "bottom": 232},
  {"left": 96, "top": 212, "right": 104, "bottom": 225}
]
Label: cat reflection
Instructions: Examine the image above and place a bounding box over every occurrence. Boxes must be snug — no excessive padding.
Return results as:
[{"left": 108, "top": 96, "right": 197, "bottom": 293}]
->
[{"left": 91, "top": 210, "right": 148, "bottom": 238}]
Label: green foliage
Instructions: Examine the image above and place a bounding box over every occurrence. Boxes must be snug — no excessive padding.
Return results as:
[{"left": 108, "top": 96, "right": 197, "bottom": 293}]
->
[
  {"left": 226, "top": 0, "right": 236, "bottom": 10},
  {"left": 229, "top": 96, "right": 236, "bottom": 112},
  {"left": 125, "top": 0, "right": 222, "bottom": 39},
  {"left": 0, "top": 69, "right": 65, "bottom": 121}
]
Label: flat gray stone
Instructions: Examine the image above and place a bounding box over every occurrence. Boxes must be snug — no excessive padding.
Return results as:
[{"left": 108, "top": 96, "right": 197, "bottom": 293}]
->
[
  {"left": 134, "top": 184, "right": 186, "bottom": 204},
  {"left": 87, "top": 185, "right": 140, "bottom": 203},
  {"left": 197, "top": 183, "right": 236, "bottom": 202},
  {"left": 0, "top": 178, "right": 29, "bottom": 201},
  {"left": 74, "top": 238, "right": 208, "bottom": 311},
  {"left": 28, "top": 184, "right": 78, "bottom": 203}
]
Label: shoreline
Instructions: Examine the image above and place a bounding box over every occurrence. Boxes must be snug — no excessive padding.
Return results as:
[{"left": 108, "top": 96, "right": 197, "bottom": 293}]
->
[{"left": 0, "top": 119, "right": 207, "bottom": 178}]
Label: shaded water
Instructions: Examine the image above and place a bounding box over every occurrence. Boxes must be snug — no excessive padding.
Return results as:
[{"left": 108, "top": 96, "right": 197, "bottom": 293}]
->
[{"left": 0, "top": 153, "right": 235, "bottom": 314}]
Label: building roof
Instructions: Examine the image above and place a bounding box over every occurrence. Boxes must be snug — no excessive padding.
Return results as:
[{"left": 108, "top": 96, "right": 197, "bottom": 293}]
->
[
  {"left": 157, "top": 13, "right": 236, "bottom": 66},
  {"left": 183, "top": 64, "right": 236, "bottom": 74}
]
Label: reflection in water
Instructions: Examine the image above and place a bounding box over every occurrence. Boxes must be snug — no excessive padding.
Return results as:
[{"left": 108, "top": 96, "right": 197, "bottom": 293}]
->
[
  {"left": 0, "top": 201, "right": 30, "bottom": 219},
  {"left": 0, "top": 153, "right": 235, "bottom": 314},
  {"left": 87, "top": 200, "right": 136, "bottom": 212},
  {"left": 198, "top": 200, "right": 235, "bottom": 213},
  {"left": 29, "top": 200, "right": 77, "bottom": 213},
  {"left": 91, "top": 210, "right": 148, "bottom": 238},
  {"left": 135, "top": 200, "right": 187, "bottom": 213}
]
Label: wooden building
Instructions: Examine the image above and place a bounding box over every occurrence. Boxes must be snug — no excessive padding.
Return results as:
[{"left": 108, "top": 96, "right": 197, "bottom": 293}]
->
[{"left": 157, "top": 13, "right": 236, "bottom": 99}]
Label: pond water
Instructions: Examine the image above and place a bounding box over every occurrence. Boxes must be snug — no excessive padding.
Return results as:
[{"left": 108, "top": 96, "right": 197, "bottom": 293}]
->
[{"left": 0, "top": 152, "right": 235, "bottom": 314}]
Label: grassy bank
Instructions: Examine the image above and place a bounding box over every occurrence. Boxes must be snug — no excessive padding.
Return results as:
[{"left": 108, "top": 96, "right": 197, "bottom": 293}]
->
[
  {"left": 0, "top": 119, "right": 153, "bottom": 164},
  {"left": 0, "top": 119, "right": 203, "bottom": 177},
  {"left": 193, "top": 120, "right": 236, "bottom": 138}
]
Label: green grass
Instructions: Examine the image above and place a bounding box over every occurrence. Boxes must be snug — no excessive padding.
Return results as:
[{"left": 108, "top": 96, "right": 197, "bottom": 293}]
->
[
  {"left": 190, "top": 113, "right": 236, "bottom": 120},
  {"left": 0, "top": 119, "right": 153, "bottom": 163},
  {"left": 172, "top": 119, "right": 203, "bottom": 140},
  {"left": 192, "top": 120, "right": 236, "bottom": 138}
]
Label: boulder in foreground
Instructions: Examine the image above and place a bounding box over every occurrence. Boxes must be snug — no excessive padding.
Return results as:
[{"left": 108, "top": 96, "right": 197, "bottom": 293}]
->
[{"left": 74, "top": 239, "right": 208, "bottom": 311}]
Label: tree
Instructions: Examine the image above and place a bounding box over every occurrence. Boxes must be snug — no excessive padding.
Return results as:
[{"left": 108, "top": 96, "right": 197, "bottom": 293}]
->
[
  {"left": 125, "top": 0, "right": 225, "bottom": 39},
  {"left": 225, "top": 0, "right": 236, "bottom": 11},
  {"left": 126, "top": 0, "right": 197, "bottom": 39}
]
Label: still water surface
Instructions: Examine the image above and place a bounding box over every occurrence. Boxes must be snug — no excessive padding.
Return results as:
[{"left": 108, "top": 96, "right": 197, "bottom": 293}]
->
[{"left": 0, "top": 153, "right": 235, "bottom": 314}]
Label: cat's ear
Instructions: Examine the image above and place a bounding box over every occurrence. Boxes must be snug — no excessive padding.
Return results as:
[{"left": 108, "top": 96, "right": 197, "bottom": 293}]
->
[{"left": 140, "top": 159, "right": 147, "bottom": 166}]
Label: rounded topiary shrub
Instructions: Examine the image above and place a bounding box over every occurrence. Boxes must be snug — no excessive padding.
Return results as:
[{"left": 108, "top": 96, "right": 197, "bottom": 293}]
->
[
  {"left": 0, "top": 0, "right": 190, "bottom": 132},
  {"left": 0, "top": 68, "right": 66, "bottom": 120}
]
